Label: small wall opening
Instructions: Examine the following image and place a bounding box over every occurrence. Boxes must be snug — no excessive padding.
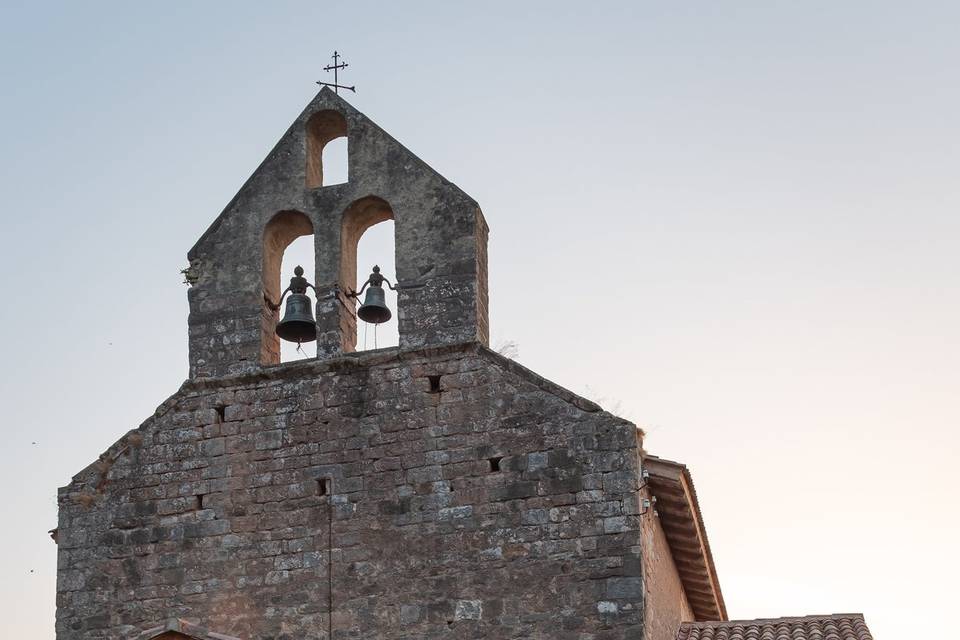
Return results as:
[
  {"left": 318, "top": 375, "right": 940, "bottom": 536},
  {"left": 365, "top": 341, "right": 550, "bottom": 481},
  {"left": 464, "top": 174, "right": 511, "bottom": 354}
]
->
[
  {"left": 341, "top": 196, "right": 397, "bottom": 352},
  {"left": 317, "top": 478, "right": 331, "bottom": 496},
  {"left": 262, "top": 210, "right": 315, "bottom": 365},
  {"left": 306, "top": 109, "right": 348, "bottom": 188}
]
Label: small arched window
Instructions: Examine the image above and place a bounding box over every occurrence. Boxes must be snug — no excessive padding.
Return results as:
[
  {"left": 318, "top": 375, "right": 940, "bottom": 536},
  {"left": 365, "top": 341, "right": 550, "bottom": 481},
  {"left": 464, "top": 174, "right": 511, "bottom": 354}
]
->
[
  {"left": 277, "top": 234, "right": 317, "bottom": 362},
  {"left": 262, "top": 210, "right": 314, "bottom": 365},
  {"left": 341, "top": 196, "right": 397, "bottom": 352},
  {"left": 306, "top": 109, "right": 348, "bottom": 188}
]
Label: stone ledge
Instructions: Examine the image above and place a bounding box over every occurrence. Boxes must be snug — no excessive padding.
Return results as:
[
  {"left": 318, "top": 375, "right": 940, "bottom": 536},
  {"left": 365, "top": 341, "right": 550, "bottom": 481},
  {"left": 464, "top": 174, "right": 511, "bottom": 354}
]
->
[{"left": 185, "top": 340, "right": 606, "bottom": 415}]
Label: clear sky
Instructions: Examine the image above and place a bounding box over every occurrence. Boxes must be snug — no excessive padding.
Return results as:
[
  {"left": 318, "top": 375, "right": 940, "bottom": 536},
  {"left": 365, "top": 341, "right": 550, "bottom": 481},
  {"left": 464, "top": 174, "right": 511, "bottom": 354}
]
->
[{"left": 1, "top": 2, "right": 957, "bottom": 638}]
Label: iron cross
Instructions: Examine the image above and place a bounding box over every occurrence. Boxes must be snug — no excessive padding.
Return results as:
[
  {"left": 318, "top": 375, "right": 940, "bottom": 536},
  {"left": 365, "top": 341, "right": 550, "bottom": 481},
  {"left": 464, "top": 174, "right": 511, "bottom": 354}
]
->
[{"left": 316, "top": 50, "right": 356, "bottom": 94}]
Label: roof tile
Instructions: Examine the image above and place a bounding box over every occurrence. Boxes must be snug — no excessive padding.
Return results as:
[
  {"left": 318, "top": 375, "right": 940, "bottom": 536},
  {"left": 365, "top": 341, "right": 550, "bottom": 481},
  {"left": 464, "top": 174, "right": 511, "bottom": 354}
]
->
[{"left": 676, "top": 614, "right": 873, "bottom": 640}]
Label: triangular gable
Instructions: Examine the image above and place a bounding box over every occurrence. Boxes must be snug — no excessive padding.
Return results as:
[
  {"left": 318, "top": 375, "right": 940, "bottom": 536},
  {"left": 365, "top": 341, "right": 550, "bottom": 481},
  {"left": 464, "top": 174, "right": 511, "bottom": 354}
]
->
[
  {"left": 131, "top": 619, "right": 242, "bottom": 640},
  {"left": 188, "top": 86, "right": 474, "bottom": 260}
]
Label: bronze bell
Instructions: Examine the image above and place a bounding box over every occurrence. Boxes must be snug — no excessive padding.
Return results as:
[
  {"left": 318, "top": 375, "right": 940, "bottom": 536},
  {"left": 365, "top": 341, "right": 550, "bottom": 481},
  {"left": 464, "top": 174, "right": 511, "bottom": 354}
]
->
[
  {"left": 275, "top": 265, "right": 317, "bottom": 343},
  {"left": 277, "top": 293, "right": 317, "bottom": 343},
  {"left": 358, "top": 286, "right": 391, "bottom": 324},
  {"left": 352, "top": 264, "right": 395, "bottom": 325}
]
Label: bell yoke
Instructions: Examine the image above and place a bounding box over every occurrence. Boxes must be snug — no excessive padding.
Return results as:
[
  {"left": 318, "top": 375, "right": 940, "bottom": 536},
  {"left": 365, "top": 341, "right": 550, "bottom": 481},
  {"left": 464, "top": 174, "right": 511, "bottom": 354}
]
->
[{"left": 272, "top": 264, "right": 395, "bottom": 345}]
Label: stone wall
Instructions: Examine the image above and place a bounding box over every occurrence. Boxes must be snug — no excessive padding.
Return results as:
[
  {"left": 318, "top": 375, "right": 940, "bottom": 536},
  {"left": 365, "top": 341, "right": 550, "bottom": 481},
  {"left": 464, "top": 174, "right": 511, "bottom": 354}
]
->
[
  {"left": 641, "top": 498, "right": 694, "bottom": 640},
  {"left": 57, "top": 344, "right": 645, "bottom": 640}
]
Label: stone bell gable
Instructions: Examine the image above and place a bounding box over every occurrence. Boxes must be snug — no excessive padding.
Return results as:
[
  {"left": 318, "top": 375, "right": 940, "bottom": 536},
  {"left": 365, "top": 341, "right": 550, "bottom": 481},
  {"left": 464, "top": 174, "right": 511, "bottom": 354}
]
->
[
  {"left": 186, "top": 88, "right": 489, "bottom": 378},
  {"left": 56, "top": 344, "right": 646, "bottom": 640}
]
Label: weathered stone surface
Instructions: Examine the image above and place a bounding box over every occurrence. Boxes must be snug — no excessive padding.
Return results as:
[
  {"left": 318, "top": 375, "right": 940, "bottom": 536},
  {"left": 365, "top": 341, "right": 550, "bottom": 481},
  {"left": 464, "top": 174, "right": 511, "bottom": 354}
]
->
[
  {"left": 57, "top": 343, "right": 644, "bottom": 640},
  {"left": 55, "top": 92, "right": 655, "bottom": 640}
]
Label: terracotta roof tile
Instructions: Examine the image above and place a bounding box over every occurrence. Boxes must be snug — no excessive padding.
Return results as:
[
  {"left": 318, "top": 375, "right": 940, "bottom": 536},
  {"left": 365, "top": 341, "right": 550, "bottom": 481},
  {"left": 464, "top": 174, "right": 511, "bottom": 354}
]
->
[{"left": 676, "top": 614, "right": 873, "bottom": 640}]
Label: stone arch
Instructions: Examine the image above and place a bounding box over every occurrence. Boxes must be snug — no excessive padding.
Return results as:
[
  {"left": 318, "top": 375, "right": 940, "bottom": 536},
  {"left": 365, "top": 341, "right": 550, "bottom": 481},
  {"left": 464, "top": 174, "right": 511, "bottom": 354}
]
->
[
  {"left": 339, "top": 196, "right": 396, "bottom": 352},
  {"left": 262, "top": 210, "right": 315, "bottom": 364},
  {"left": 306, "top": 109, "right": 348, "bottom": 188}
]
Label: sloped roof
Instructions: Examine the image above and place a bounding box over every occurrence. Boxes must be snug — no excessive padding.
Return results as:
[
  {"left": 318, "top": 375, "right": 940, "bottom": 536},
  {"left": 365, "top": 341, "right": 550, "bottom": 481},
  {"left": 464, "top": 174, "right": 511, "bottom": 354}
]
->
[
  {"left": 676, "top": 614, "right": 874, "bottom": 640},
  {"left": 645, "top": 455, "right": 727, "bottom": 621}
]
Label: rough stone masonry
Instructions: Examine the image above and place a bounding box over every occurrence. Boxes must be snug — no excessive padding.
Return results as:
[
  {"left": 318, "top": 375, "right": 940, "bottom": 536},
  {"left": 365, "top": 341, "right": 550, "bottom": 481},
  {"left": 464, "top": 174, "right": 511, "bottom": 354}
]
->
[{"left": 55, "top": 89, "right": 647, "bottom": 640}]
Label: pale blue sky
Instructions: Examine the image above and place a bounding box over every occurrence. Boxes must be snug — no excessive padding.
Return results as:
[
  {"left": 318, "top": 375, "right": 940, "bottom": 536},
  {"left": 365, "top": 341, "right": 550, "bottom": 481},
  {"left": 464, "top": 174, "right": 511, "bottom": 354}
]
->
[{"left": 1, "top": 2, "right": 958, "bottom": 638}]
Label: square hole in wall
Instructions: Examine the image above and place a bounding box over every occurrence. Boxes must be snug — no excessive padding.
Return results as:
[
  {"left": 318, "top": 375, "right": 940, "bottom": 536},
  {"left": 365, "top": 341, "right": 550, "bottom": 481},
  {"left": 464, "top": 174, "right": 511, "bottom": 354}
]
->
[{"left": 317, "top": 478, "right": 331, "bottom": 496}]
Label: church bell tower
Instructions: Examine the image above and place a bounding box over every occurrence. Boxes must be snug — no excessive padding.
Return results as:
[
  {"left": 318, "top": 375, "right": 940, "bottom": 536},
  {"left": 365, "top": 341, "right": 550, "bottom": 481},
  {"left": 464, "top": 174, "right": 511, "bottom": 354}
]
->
[{"left": 186, "top": 88, "right": 489, "bottom": 377}]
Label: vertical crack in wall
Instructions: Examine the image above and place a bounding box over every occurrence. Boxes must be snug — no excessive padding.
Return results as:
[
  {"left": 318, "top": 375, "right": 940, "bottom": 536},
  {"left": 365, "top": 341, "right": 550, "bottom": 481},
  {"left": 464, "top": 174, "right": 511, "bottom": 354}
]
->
[{"left": 327, "top": 477, "right": 334, "bottom": 640}]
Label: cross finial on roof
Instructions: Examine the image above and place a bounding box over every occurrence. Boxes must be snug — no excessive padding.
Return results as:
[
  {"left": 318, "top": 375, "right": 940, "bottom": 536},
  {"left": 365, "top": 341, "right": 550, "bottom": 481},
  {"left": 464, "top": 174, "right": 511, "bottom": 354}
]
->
[{"left": 316, "top": 50, "right": 356, "bottom": 94}]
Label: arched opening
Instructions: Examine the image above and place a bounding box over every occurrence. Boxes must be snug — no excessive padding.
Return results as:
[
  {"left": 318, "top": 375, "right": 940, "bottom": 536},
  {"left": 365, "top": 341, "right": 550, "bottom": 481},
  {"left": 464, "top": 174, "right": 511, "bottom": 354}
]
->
[
  {"left": 278, "top": 235, "right": 317, "bottom": 362},
  {"left": 341, "top": 196, "right": 397, "bottom": 352},
  {"left": 262, "top": 210, "right": 315, "bottom": 365},
  {"left": 321, "top": 136, "right": 348, "bottom": 185},
  {"left": 306, "top": 109, "right": 348, "bottom": 188},
  {"left": 356, "top": 220, "right": 398, "bottom": 349}
]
